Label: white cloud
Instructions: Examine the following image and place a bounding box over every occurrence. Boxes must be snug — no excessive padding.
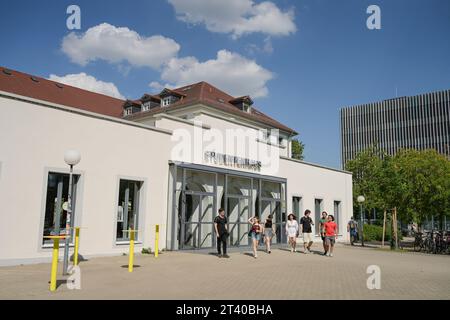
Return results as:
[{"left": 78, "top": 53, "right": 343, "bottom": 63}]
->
[
  {"left": 148, "top": 81, "right": 165, "bottom": 92},
  {"left": 160, "top": 50, "right": 273, "bottom": 98},
  {"left": 49, "top": 73, "right": 125, "bottom": 99},
  {"left": 61, "top": 23, "right": 180, "bottom": 69},
  {"left": 168, "top": 0, "right": 296, "bottom": 38},
  {"left": 246, "top": 37, "right": 274, "bottom": 55}
]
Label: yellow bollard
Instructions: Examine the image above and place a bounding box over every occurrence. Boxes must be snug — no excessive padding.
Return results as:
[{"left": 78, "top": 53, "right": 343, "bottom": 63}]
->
[
  {"left": 128, "top": 230, "right": 135, "bottom": 272},
  {"left": 155, "top": 225, "right": 159, "bottom": 258},
  {"left": 50, "top": 238, "right": 60, "bottom": 292},
  {"left": 74, "top": 227, "right": 80, "bottom": 266}
]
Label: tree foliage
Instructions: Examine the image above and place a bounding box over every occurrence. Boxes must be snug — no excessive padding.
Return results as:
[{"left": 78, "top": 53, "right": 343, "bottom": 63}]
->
[
  {"left": 291, "top": 138, "right": 305, "bottom": 160},
  {"left": 345, "top": 147, "right": 450, "bottom": 228}
]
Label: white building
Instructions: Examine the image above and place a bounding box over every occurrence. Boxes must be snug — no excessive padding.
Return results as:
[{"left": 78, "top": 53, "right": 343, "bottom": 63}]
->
[{"left": 0, "top": 66, "right": 353, "bottom": 266}]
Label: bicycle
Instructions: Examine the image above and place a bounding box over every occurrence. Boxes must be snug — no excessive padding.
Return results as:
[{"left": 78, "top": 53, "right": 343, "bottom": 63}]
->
[
  {"left": 423, "top": 231, "right": 435, "bottom": 253},
  {"left": 413, "top": 231, "right": 425, "bottom": 252}
]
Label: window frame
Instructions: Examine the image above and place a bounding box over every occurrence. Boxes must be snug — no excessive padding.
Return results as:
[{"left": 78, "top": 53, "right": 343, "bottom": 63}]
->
[
  {"left": 291, "top": 195, "right": 303, "bottom": 217},
  {"left": 124, "top": 108, "right": 133, "bottom": 116},
  {"left": 333, "top": 200, "right": 342, "bottom": 235},
  {"left": 38, "top": 167, "right": 84, "bottom": 250},
  {"left": 113, "top": 175, "right": 147, "bottom": 246}
]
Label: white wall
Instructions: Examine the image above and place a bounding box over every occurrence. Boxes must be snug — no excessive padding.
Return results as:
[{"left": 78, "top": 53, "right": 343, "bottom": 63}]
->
[
  {"left": 279, "top": 157, "right": 353, "bottom": 242},
  {"left": 0, "top": 95, "right": 172, "bottom": 265}
]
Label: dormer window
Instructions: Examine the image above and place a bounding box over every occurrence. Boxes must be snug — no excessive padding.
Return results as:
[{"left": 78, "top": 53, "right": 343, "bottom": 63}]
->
[
  {"left": 142, "top": 102, "right": 151, "bottom": 112},
  {"left": 242, "top": 102, "right": 251, "bottom": 113},
  {"left": 122, "top": 100, "right": 142, "bottom": 117},
  {"left": 162, "top": 96, "right": 173, "bottom": 107},
  {"left": 140, "top": 94, "right": 161, "bottom": 111},
  {"left": 124, "top": 108, "right": 133, "bottom": 116},
  {"left": 230, "top": 96, "right": 253, "bottom": 113},
  {"left": 159, "top": 88, "right": 185, "bottom": 107}
]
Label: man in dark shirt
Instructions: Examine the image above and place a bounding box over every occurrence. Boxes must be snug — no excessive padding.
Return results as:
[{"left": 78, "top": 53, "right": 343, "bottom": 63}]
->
[
  {"left": 214, "top": 208, "right": 229, "bottom": 258},
  {"left": 299, "top": 210, "right": 314, "bottom": 253}
]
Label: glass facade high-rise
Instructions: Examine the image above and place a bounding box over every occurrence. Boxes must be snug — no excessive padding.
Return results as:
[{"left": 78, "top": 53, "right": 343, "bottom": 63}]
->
[{"left": 340, "top": 89, "right": 450, "bottom": 168}]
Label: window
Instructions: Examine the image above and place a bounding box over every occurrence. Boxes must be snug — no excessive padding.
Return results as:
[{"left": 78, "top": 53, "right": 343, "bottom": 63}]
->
[
  {"left": 142, "top": 102, "right": 151, "bottom": 112},
  {"left": 334, "top": 201, "right": 341, "bottom": 233},
  {"left": 314, "top": 198, "right": 323, "bottom": 235},
  {"left": 42, "top": 172, "right": 80, "bottom": 244},
  {"left": 116, "top": 179, "right": 142, "bottom": 242},
  {"left": 124, "top": 108, "right": 132, "bottom": 116},
  {"left": 242, "top": 103, "right": 251, "bottom": 113},
  {"left": 292, "top": 196, "right": 302, "bottom": 217},
  {"left": 162, "top": 97, "right": 172, "bottom": 107}
]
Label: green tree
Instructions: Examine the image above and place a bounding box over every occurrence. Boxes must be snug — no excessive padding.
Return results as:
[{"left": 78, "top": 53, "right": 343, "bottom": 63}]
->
[
  {"left": 291, "top": 138, "right": 305, "bottom": 160},
  {"left": 393, "top": 149, "right": 450, "bottom": 229},
  {"left": 345, "top": 145, "right": 385, "bottom": 213},
  {"left": 346, "top": 147, "right": 450, "bottom": 230}
]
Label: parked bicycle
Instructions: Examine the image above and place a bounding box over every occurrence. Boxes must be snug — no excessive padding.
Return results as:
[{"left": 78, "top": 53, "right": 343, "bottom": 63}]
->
[{"left": 413, "top": 230, "right": 449, "bottom": 254}]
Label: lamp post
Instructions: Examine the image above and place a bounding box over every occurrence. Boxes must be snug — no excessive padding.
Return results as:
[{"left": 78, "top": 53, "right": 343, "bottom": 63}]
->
[
  {"left": 357, "top": 195, "right": 365, "bottom": 247},
  {"left": 63, "top": 150, "right": 81, "bottom": 275}
]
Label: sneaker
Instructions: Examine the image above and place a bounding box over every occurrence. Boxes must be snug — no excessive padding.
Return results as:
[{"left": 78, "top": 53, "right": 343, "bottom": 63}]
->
[
  {"left": 323, "top": 251, "right": 328, "bottom": 256},
  {"left": 218, "top": 254, "right": 222, "bottom": 258},
  {"left": 223, "top": 254, "right": 230, "bottom": 258},
  {"left": 329, "top": 253, "right": 333, "bottom": 257},
  {"left": 268, "top": 250, "right": 271, "bottom": 254},
  {"left": 308, "top": 249, "right": 312, "bottom": 254},
  {"left": 294, "top": 248, "right": 297, "bottom": 252},
  {"left": 254, "top": 254, "right": 258, "bottom": 259},
  {"left": 291, "top": 248, "right": 294, "bottom": 253}
]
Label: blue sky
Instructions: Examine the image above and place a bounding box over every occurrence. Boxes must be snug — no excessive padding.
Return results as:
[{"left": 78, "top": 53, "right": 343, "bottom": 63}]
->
[{"left": 1, "top": 0, "right": 449, "bottom": 169}]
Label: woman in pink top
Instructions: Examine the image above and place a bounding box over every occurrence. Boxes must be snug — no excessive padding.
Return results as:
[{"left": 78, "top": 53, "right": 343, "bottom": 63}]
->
[{"left": 323, "top": 215, "right": 338, "bottom": 257}]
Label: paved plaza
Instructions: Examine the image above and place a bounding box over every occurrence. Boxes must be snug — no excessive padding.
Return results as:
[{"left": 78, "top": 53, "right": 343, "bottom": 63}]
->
[{"left": 1, "top": 244, "right": 449, "bottom": 300}]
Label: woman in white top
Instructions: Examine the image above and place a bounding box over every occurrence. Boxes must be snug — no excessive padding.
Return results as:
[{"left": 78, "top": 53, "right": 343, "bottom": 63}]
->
[{"left": 286, "top": 213, "right": 299, "bottom": 252}]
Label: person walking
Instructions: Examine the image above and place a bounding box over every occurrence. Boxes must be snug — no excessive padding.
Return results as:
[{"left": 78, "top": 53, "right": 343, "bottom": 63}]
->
[
  {"left": 319, "top": 211, "right": 328, "bottom": 254},
  {"left": 248, "top": 216, "right": 262, "bottom": 258},
  {"left": 285, "top": 213, "right": 299, "bottom": 252},
  {"left": 263, "top": 215, "right": 276, "bottom": 254},
  {"left": 347, "top": 216, "right": 358, "bottom": 246},
  {"left": 324, "top": 215, "right": 338, "bottom": 257},
  {"left": 299, "top": 210, "right": 314, "bottom": 254},
  {"left": 214, "top": 208, "right": 229, "bottom": 258}
]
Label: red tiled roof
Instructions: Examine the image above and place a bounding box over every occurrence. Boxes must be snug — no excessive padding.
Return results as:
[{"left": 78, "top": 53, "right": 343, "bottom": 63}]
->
[
  {"left": 0, "top": 66, "right": 297, "bottom": 134},
  {"left": 128, "top": 81, "right": 298, "bottom": 134},
  {"left": 0, "top": 67, "right": 125, "bottom": 117}
]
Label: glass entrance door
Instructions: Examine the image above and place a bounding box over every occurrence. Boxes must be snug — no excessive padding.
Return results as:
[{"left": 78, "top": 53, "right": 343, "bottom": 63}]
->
[
  {"left": 261, "top": 200, "right": 283, "bottom": 244},
  {"left": 227, "top": 196, "right": 251, "bottom": 247},
  {"left": 180, "top": 193, "right": 215, "bottom": 249}
]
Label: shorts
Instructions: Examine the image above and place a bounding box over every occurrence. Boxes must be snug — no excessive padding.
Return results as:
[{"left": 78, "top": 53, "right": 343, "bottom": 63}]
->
[
  {"left": 325, "top": 236, "right": 336, "bottom": 245},
  {"left": 303, "top": 232, "right": 313, "bottom": 243},
  {"left": 251, "top": 232, "right": 261, "bottom": 241},
  {"left": 264, "top": 229, "right": 273, "bottom": 238}
]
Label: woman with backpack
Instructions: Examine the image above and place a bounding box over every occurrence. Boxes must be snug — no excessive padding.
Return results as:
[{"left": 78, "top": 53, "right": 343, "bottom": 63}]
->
[
  {"left": 347, "top": 216, "right": 358, "bottom": 245},
  {"left": 248, "top": 216, "right": 262, "bottom": 258}
]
